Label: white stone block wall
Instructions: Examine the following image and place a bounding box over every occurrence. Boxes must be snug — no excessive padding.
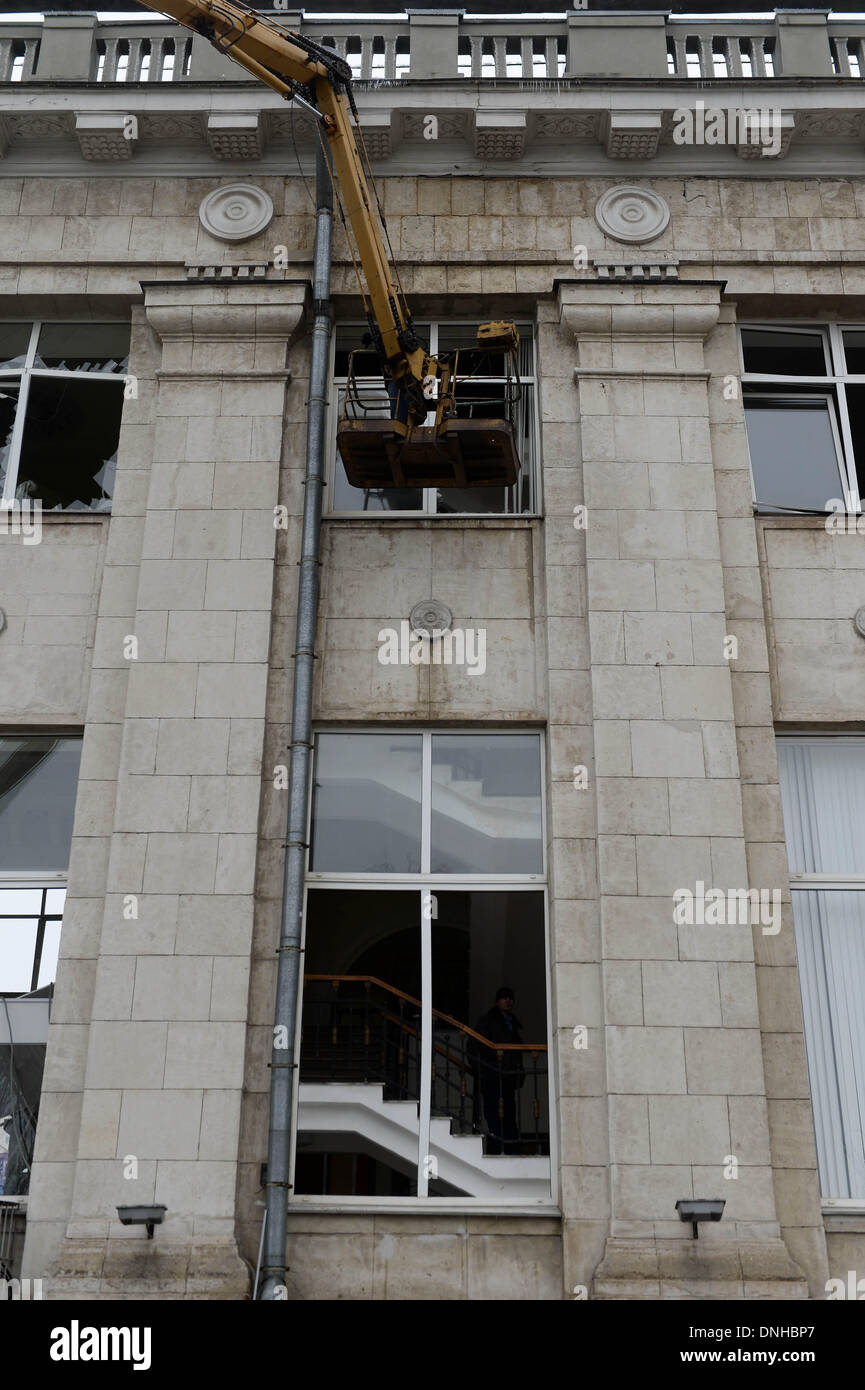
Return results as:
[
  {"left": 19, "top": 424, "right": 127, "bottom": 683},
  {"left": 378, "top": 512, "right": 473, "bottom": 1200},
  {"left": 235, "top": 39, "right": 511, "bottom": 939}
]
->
[
  {"left": 3, "top": 168, "right": 863, "bottom": 1296},
  {"left": 23, "top": 280, "right": 305, "bottom": 1298},
  {"left": 559, "top": 280, "right": 815, "bottom": 1298}
]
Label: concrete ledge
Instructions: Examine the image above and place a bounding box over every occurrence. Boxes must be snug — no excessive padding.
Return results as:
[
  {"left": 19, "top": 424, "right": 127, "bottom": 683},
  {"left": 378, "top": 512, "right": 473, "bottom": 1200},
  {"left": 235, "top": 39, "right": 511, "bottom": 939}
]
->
[
  {"left": 44, "top": 1236, "right": 249, "bottom": 1300},
  {"left": 592, "top": 1236, "right": 810, "bottom": 1301}
]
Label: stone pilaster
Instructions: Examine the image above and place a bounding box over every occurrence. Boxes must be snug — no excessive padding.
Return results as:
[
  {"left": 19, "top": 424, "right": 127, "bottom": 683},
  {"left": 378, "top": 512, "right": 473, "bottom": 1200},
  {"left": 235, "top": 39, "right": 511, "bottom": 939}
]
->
[
  {"left": 24, "top": 279, "right": 305, "bottom": 1299},
  {"left": 558, "top": 279, "right": 810, "bottom": 1299}
]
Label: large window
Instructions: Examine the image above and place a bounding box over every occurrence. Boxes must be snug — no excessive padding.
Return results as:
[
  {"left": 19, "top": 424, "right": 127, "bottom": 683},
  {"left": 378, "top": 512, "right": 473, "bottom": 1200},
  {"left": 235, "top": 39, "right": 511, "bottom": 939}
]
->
[
  {"left": 295, "top": 730, "right": 553, "bottom": 1205},
  {"left": 329, "top": 321, "right": 539, "bottom": 516},
  {"left": 0, "top": 734, "right": 81, "bottom": 1197},
  {"left": 0, "top": 322, "right": 129, "bottom": 512},
  {"left": 777, "top": 737, "right": 865, "bottom": 1204},
  {"left": 740, "top": 324, "right": 865, "bottom": 514}
]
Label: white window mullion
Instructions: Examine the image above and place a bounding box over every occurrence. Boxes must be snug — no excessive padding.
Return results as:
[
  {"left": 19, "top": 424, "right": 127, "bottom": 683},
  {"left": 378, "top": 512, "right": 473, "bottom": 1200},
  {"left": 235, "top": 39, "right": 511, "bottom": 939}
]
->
[
  {"left": 416, "top": 737, "right": 433, "bottom": 1194},
  {"left": 828, "top": 322, "right": 845, "bottom": 377},
  {"left": 417, "top": 888, "right": 434, "bottom": 1197},
  {"left": 830, "top": 324, "right": 862, "bottom": 511},
  {"left": 834, "top": 385, "right": 861, "bottom": 511},
  {"left": 421, "top": 731, "right": 432, "bottom": 875},
  {"left": 2, "top": 321, "right": 37, "bottom": 503},
  {"left": 426, "top": 323, "right": 439, "bottom": 517}
]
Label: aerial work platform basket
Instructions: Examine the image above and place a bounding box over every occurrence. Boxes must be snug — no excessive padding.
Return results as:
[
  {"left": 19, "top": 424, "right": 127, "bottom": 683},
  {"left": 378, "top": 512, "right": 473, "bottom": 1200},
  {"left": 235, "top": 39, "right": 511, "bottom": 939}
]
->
[
  {"left": 336, "top": 322, "right": 522, "bottom": 491},
  {"left": 336, "top": 417, "right": 520, "bottom": 490}
]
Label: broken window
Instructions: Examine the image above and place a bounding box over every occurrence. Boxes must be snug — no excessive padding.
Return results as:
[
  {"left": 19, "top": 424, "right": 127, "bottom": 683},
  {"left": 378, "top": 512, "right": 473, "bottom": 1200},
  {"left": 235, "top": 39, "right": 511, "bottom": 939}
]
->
[{"left": 0, "top": 322, "right": 129, "bottom": 512}]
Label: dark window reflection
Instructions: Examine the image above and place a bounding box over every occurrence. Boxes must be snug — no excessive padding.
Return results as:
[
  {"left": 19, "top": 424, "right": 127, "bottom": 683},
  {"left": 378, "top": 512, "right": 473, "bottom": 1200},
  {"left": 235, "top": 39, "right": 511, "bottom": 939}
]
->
[
  {"left": 842, "top": 330, "right": 865, "bottom": 376},
  {"left": 16, "top": 377, "right": 124, "bottom": 510},
  {"left": 298, "top": 889, "right": 422, "bottom": 1197},
  {"left": 844, "top": 384, "right": 865, "bottom": 500},
  {"left": 741, "top": 328, "right": 827, "bottom": 377},
  {"left": 0, "top": 324, "right": 31, "bottom": 371},
  {"left": 34, "top": 322, "right": 129, "bottom": 374},
  {"left": 0, "top": 736, "right": 82, "bottom": 872},
  {"left": 0, "top": 380, "right": 19, "bottom": 489}
]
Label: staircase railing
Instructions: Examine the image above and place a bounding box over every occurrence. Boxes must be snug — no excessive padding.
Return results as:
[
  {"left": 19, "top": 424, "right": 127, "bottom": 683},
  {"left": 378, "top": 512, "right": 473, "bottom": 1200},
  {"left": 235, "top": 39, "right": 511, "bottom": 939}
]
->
[{"left": 300, "top": 974, "right": 549, "bottom": 1156}]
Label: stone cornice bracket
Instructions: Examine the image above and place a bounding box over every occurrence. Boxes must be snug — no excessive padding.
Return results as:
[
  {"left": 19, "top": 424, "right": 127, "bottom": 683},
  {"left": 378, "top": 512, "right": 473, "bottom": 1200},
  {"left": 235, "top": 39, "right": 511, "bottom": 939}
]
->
[
  {"left": 474, "top": 110, "right": 527, "bottom": 160},
  {"left": 559, "top": 282, "right": 721, "bottom": 342},
  {"left": 74, "top": 113, "right": 137, "bottom": 161},
  {"left": 602, "top": 111, "right": 662, "bottom": 160},
  {"left": 143, "top": 280, "right": 307, "bottom": 375},
  {"left": 557, "top": 280, "right": 722, "bottom": 373},
  {"left": 357, "top": 112, "right": 393, "bottom": 161},
  {"left": 736, "top": 111, "right": 795, "bottom": 161},
  {"left": 206, "top": 112, "right": 265, "bottom": 161}
]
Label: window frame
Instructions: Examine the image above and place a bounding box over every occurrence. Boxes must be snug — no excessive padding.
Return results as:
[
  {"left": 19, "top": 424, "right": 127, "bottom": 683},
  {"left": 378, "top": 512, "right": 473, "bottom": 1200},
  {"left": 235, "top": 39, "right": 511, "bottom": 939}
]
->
[
  {"left": 777, "top": 733, "right": 865, "bottom": 1213},
  {"left": 305, "top": 728, "right": 548, "bottom": 886},
  {"left": 326, "top": 319, "right": 542, "bottom": 520},
  {"left": 0, "top": 883, "right": 66, "bottom": 997},
  {"left": 0, "top": 320, "right": 129, "bottom": 510},
  {"left": 742, "top": 389, "right": 847, "bottom": 515},
  {"left": 739, "top": 321, "right": 865, "bottom": 514},
  {"left": 0, "top": 731, "right": 82, "bottom": 997},
  {"left": 291, "top": 726, "right": 558, "bottom": 1212}
]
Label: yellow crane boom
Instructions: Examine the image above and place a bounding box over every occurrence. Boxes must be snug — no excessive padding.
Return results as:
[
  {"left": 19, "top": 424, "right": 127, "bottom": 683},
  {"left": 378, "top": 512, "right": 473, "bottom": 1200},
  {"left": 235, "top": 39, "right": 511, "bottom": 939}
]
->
[
  {"left": 137, "top": 0, "right": 521, "bottom": 490},
  {"left": 139, "top": 2, "right": 425, "bottom": 384}
]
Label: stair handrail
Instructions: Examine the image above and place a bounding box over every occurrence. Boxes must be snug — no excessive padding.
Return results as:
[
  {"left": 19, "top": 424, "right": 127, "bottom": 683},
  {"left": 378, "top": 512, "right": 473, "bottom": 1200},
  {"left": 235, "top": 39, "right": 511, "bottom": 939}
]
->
[{"left": 304, "top": 972, "right": 547, "bottom": 1053}]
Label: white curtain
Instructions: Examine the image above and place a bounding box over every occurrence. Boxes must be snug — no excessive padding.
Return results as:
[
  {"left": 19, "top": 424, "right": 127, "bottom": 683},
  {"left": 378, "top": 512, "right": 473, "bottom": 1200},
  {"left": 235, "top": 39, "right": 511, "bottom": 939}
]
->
[{"left": 777, "top": 740, "right": 865, "bottom": 1200}]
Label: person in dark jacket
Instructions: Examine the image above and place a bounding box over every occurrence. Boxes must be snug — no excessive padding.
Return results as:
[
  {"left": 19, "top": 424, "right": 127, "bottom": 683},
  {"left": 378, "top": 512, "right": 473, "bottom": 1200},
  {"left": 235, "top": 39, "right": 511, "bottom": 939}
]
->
[{"left": 473, "top": 987, "right": 524, "bottom": 1154}]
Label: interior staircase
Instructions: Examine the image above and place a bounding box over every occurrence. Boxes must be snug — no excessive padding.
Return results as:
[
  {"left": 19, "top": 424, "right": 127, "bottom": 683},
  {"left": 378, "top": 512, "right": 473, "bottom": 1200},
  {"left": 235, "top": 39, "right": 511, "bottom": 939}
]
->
[{"left": 298, "top": 1081, "right": 550, "bottom": 1200}]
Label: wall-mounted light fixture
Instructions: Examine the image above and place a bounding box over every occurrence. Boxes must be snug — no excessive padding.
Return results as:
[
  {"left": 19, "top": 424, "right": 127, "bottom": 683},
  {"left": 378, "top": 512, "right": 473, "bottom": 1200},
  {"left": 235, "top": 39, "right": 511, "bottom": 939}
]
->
[
  {"left": 116, "top": 1204, "right": 167, "bottom": 1239},
  {"left": 675, "top": 1198, "right": 725, "bottom": 1239}
]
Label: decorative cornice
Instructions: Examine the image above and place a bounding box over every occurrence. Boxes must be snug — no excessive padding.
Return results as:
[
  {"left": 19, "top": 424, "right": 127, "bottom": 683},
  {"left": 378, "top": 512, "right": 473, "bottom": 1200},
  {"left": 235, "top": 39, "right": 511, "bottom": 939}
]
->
[
  {"left": 602, "top": 112, "right": 662, "bottom": 161},
  {"left": 592, "top": 259, "right": 679, "bottom": 282},
  {"left": 74, "top": 112, "right": 136, "bottom": 161},
  {"left": 142, "top": 280, "right": 307, "bottom": 351},
  {"left": 206, "top": 112, "right": 265, "bottom": 162},
  {"left": 558, "top": 280, "right": 722, "bottom": 346},
  {"left": 185, "top": 262, "right": 270, "bottom": 280},
  {"left": 3, "top": 89, "right": 865, "bottom": 176},
  {"left": 474, "top": 111, "right": 527, "bottom": 160}
]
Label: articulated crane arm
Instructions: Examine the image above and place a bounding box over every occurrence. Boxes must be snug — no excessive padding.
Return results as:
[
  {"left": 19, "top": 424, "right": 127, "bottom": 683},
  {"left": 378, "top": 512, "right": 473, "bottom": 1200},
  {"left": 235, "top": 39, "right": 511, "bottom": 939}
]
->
[{"left": 139, "top": 0, "right": 521, "bottom": 490}]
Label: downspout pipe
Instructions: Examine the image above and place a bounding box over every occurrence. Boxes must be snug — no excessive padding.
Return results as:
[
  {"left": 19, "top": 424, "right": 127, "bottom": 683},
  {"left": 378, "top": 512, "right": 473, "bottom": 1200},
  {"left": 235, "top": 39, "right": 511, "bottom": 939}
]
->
[{"left": 259, "top": 142, "right": 332, "bottom": 1300}]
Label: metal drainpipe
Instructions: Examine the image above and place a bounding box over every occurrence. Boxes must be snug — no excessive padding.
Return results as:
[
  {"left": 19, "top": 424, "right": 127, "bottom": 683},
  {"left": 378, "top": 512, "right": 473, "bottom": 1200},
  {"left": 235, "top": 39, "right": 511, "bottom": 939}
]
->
[{"left": 258, "top": 142, "right": 332, "bottom": 1300}]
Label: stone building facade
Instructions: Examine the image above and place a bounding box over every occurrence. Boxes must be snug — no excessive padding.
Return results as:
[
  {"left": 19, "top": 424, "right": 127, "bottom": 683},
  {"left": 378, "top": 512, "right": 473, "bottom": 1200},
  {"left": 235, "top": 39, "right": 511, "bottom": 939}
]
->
[{"left": 0, "top": 5, "right": 864, "bottom": 1299}]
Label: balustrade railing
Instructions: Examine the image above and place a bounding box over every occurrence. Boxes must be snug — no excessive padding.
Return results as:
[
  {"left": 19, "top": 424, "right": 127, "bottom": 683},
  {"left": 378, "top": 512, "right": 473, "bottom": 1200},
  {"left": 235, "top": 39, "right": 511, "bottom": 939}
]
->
[
  {"left": 0, "top": 11, "right": 858, "bottom": 86},
  {"left": 666, "top": 23, "right": 777, "bottom": 80},
  {"left": 0, "top": 34, "right": 39, "bottom": 83},
  {"left": 94, "top": 31, "right": 193, "bottom": 84},
  {"left": 829, "top": 24, "right": 865, "bottom": 79},
  {"left": 304, "top": 23, "right": 410, "bottom": 82}
]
